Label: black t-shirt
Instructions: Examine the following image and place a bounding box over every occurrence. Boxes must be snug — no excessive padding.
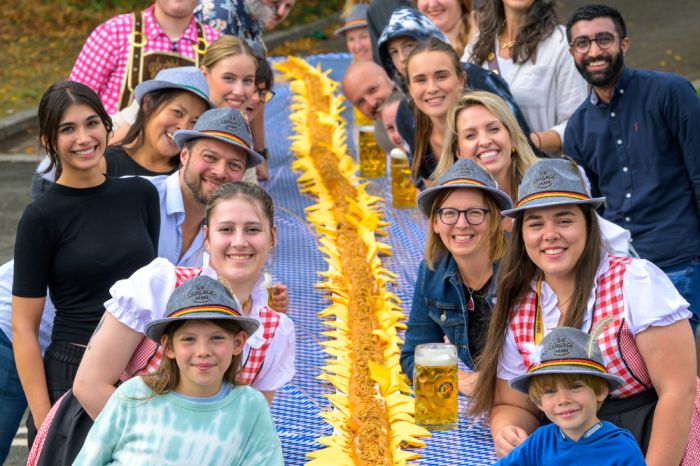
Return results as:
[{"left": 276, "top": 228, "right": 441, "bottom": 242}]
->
[
  {"left": 105, "top": 145, "right": 178, "bottom": 177},
  {"left": 13, "top": 176, "right": 160, "bottom": 344},
  {"left": 463, "top": 277, "right": 493, "bottom": 361}
]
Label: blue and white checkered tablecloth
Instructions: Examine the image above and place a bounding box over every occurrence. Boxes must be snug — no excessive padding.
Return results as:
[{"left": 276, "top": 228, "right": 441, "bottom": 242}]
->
[{"left": 263, "top": 53, "right": 497, "bottom": 466}]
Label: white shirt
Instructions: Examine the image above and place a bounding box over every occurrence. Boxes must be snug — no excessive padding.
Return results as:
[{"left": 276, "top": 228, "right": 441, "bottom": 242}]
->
[
  {"left": 497, "top": 254, "right": 690, "bottom": 381},
  {"left": 463, "top": 25, "right": 588, "bottom": 144},
  {"left": 104, "top": 256, "right": 295, "bottom": 391}
]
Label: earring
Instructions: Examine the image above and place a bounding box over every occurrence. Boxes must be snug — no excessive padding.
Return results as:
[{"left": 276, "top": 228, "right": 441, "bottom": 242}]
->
[{"left": 511, "top": 147, "right": 516, "bottom": 154}]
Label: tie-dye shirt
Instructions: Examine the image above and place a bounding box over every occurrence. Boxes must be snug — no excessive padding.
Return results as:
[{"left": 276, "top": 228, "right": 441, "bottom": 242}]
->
[{"left": 73, "top": 377, "right": 283, "bottom": 465}]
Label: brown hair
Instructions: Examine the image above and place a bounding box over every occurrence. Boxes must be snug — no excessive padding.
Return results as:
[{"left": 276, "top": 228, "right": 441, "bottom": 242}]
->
[
  {"left": 432, "top": 91, "right": 538, "bottom": 191},
  {"left": 38, "top": 81, "right": 112, "bottom": 178},
  {"left": 120, "top": 89, "right": 193, "bottom": 162},
  {"left": 424, "top": 187, "right": 506, "bottom": 270},
  {"left": 141, "top": 319, "right": 245, "bottom": 395},
  {"left": 201, "top": 35, "right": 258, "bottom": 71},
  {"left": 528, "top": 373, "right": 608, "bottom": 408},
  {"left": 205, "top": 182, "right": 275, "bottom": 234},
  {"left": 470, "top": 201, "right": 603, "bottom": 417},
  {"left": 470, "top": 0, "right": 559, "bottom": 65},
  {"left": 451, "top": 0, "right": 473, "bottom": 57},
  {"left": 406, "top": 37, "right": 465, "bottom": 181}
]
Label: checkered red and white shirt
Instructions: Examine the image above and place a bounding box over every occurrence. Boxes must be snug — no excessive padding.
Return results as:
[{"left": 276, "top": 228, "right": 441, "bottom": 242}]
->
[{"left": 69, "top": 4, "right": 220, "bottom": 115}]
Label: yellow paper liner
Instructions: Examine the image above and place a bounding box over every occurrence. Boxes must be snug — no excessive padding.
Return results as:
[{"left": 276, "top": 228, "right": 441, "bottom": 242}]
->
[{"left": 274, "top": 57, "right": 430, "bottom": 466}]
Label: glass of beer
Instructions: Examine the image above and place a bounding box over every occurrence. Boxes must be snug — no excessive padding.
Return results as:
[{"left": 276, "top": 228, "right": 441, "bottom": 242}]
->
[
  {"left": 413, "top": 343, "right": 458, "bottom": 430},
  {"left": 390, "top": 149, "right": 415, "bottom": 208},
  {"left": 357, "top": 125, "right": 386, "bottom": 178}
]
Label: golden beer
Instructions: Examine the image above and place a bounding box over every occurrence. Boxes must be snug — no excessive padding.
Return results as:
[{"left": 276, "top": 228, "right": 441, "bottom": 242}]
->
[
  {"left": 357, "top": 125, "right": 386, "bottom": 178},
  {"left": 390, "top": 149, "right": 416, "bottom": 208},
  {"left": 413, "top": 343, "right": 458, "bottom": 429}
]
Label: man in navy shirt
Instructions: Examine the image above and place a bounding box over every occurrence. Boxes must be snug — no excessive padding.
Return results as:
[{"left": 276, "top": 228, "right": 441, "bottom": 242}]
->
[{"left": 563, "top": 4, "right": 700, "bottom": 332}]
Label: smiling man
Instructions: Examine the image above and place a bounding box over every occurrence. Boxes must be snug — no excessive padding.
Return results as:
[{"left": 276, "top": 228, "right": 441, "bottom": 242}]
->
[{"left": 563, "top": 4, "right": 700, "bottom": 331}]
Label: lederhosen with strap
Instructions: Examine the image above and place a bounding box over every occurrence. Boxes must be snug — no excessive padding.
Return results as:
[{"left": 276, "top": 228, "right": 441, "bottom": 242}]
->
[
  {"left": 117, "top": 11, "right": 208, "bottom": 111},
  {"left": 512, "top": 256, "right": 659, "bottom": 454}
]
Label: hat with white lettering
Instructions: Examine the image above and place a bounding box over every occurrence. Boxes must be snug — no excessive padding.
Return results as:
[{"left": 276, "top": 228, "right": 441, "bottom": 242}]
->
[{"left": 502, "top": 158, "right": 605, "bottom": 217}]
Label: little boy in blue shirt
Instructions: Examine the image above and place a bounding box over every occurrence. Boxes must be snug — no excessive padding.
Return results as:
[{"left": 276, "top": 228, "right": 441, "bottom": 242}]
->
[{"left": 497, "top": 327, "right": 645, "bottom": 466}]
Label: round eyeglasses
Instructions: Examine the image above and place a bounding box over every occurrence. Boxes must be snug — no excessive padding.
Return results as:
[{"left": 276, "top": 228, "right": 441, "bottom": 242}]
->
[
  {"left": 570, "top": 32, "right": 616, "bottom": 54},
  {"left": 435, "top": 207, "right": 491, "bottom": 226}
]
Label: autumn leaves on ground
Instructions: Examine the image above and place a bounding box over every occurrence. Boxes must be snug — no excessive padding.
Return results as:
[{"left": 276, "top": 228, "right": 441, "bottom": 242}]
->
[{"left": 0, "top": 0, "right": 343, "bottom": 116}]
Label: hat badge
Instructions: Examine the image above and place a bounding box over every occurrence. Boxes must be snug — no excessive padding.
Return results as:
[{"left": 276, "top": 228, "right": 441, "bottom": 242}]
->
[
  {"left": 534, "top": 169, "right": 557, "bottom": 189},
  {"left": 550, "top": 337, "right": 575, "bottom": 357},
  {"left": 188, "top": 284, "right": 215, "bottom": 304},
  {"left": 223, "top": 116, "right": 242, "bottom": 134}
]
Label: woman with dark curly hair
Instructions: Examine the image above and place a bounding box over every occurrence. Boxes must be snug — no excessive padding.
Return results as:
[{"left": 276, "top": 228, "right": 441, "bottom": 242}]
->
[{"left": 464, "top": 0, "right": 586, "bottom": 153}]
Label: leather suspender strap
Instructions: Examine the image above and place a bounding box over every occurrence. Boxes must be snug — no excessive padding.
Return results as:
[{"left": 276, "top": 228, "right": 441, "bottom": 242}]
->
[
  {"left": 119, "top": 11, "right": 146, "bottom": 110},
  {"left": 486, "top": 49, "right": 501, "bottom": 75}
]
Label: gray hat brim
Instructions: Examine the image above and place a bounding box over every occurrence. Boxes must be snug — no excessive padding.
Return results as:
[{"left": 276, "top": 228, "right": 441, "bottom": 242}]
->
[
  {"left": 417, "top": 183, "right": 513, "bottom": 217},
  {"left": 334, "top": 20, "right": 368, "bottom": 36},
  {"left": 134, "top": 80, "right": 215, "bottom": 108},
  {"left": 173, "top": 130, "right": 265, "bottom": 168},
  {"left": 144, "top": 311, "right": 260, "bottom": 342},
  {"left": 501, "top": 196, "right": 606, "bottom": 218},
  {"left": 509, "top": 365, "right": 625, "bottom": 395}
]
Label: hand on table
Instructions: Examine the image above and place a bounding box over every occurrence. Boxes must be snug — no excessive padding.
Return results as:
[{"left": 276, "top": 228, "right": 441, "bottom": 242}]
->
[
  {"left": 494, "top": 424, "right": 528, "bottom": 457},
  {"left": 457, "top": 370, "right": 479, "bottom": 397}
]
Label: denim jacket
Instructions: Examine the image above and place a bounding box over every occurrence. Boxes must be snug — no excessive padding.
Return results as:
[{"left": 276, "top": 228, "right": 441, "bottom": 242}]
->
[{"left": 400, "top": 254, "right": 499, "bottom": 380}]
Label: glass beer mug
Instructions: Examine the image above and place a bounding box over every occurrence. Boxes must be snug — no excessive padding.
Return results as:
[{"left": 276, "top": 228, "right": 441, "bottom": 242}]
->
[
  {"left": 413, "top": 343, "right": 458, "bottom": 429},
  {"left": 389, "top": 149, "right": 415, "bottom": 208},
  {"left": 357, "top": 125, "right": 386, "bottom": 178}
]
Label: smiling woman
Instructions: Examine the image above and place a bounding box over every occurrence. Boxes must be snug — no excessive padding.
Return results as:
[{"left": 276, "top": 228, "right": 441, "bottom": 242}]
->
[
  {"left": 106, "top": 67, "right": 213, "bottom": 177},
  {"left": 12, "top": 81, "right": 160, "bottom": 447}
]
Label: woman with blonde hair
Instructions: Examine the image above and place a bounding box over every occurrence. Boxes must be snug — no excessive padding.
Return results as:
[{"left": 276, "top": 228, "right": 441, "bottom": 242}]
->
[
  {"left": 433, "top": 90, "right": 538, "bottom": 200},
  {"left": 417, "top": 0, "right": 476, "bottom": 56}
]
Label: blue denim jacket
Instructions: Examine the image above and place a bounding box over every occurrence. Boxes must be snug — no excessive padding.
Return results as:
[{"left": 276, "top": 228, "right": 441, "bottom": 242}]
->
[{"left": 400, "top": 254, "right": 499, "bottom": 380}]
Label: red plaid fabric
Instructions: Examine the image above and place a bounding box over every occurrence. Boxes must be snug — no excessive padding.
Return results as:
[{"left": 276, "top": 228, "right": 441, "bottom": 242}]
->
[
  {"left": 119, "top": 266, "right": 201, "bottom": 381},
  {"left": 511, "top": 256, "right": 649, "bottom": 398},
  {"left": 239, "top": 306, "right": 281, "bottom": 385},
  {"left": 68, "top": 5, "right": 219, "bottom": 114}
]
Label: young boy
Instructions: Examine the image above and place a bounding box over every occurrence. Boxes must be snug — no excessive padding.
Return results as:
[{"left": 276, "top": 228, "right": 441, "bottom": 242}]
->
[{"left": 497, "top": 327, "right": 646, "bottom": 465}]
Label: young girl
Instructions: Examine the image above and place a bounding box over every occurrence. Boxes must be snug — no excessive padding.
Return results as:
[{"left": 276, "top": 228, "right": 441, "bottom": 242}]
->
[
  {"left": 472, "top": 158, "right": 700, "bottom": 464},
  {"left": 12, "top": 82, "right": 160, "bottom": 445},
  {"left": 401, "top": 158, "right": 512, "bottom": 396},
  {"left": 106, "top": 67, "right": 212, "bottom": 176},
  {"left": 73, "top": 275, "right": 283, "bottom": 465}
]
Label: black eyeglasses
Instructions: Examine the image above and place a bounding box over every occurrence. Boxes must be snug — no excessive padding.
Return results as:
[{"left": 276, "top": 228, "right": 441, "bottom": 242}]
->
[
  {"left": 258, "top": 88, "right": 275, "bottom": 104},
  {"left": 435, "top": 208, "right": 491, "bottom": 226},
  {"left": 570, "top": 32, "right": 617, "bottom": 54}
]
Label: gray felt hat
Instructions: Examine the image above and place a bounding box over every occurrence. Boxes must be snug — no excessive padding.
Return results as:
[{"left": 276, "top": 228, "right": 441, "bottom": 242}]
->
[
  {"left": 509, "top": 326, "right": 624, "bottom": 394},
  {"left": 334, "top": 5, "right": 369, "bottom": 36},
  {"left": 144, "top": 275, "right": 260, "bottom": 342},
  {"left": 416, "top": 159, "right": 513, "bottom": 216},
  {"left": 134, "top": 66, "right": 214, "bottom": 108},
  {"left": 173, "top": 108, "right": 265, "bottom": 167},
  {"left": 502, "top": 158, "right": 605, "bottom": 217}
]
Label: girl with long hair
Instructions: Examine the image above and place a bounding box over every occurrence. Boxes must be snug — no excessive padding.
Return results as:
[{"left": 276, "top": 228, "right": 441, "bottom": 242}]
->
[
  {"left": 471, "top": 158, "right": 700, "bottom": 464},
  {"left": 465, "top": 0, "right": 587, "bottom": 153},
  {"left": 401, "top": 159, "right": 511, "bottom": 397},
  {"left": 73, "top": 276, "right": 283, "bottom": 464},
  {"left": 12, "top": 82, "right": 160, "bottom": 446}
]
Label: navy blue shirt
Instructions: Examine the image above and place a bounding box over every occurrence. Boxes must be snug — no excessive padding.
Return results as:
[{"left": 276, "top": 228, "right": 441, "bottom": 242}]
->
[{"left": 564, "top": 67, "right": 700, "bottom": 267}]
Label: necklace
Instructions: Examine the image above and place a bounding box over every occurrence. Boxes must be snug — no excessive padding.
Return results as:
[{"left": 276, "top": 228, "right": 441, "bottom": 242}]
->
[
  {"left": 465, "top": 284, "right": 476, "bottom": 312},
  {"left": 217, "top": 276, "right": 251, "bottom": 313},
  {"left": 500, "top": 34, "right": 515, "bottom": 49}
]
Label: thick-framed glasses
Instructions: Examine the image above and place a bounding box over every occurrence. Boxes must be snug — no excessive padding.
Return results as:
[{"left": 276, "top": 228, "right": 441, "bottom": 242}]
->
[
  {"left": 570, "top": 32, "right": 616, "bottom": 54},
  {"left": 258, "top": 88, "right": 275, "bottom": 104},
  {"left": 435, "top": 207, "right": 491, "bottom": 226}
]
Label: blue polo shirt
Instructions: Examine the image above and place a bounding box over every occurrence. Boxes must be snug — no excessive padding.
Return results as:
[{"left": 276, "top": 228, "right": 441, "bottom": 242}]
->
[{"left": 564, "top": 66, "right": 700, "bottom": 267}]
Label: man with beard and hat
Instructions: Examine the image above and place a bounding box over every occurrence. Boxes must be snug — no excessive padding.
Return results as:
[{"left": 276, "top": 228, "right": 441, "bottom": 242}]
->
[{"left": 563, "top": 4, "right": 700, "bottom": 333}]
